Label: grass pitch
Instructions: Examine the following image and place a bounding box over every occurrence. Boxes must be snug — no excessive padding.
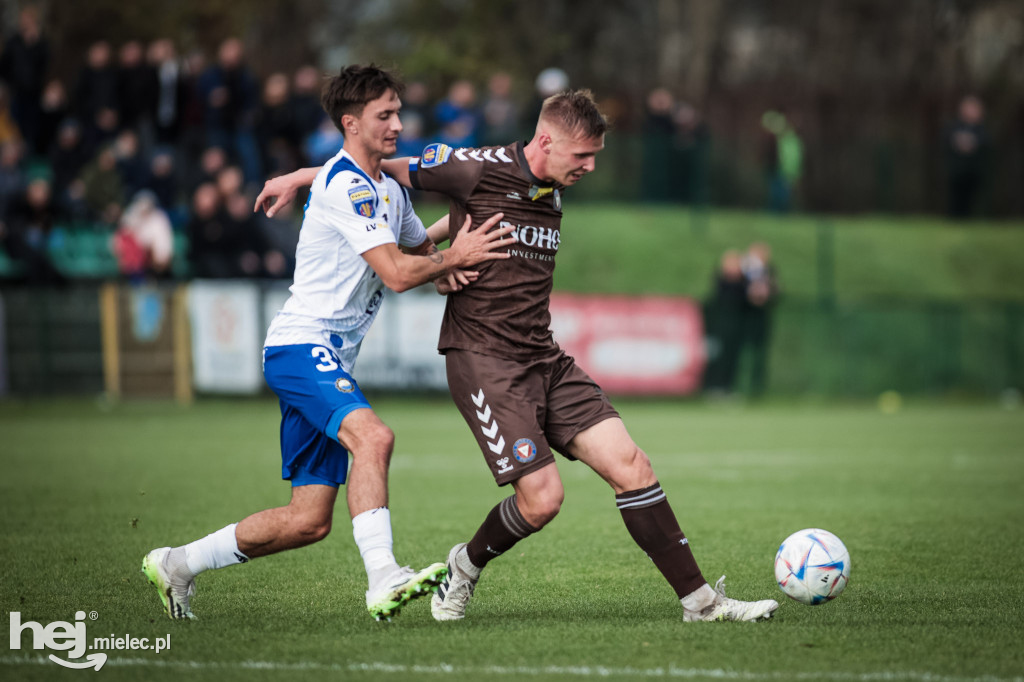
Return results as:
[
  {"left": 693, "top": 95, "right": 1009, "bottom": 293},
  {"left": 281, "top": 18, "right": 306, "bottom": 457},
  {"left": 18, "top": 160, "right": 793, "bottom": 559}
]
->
[{"left": 1, "top": 396, "right": 1022, "bottom": 682}]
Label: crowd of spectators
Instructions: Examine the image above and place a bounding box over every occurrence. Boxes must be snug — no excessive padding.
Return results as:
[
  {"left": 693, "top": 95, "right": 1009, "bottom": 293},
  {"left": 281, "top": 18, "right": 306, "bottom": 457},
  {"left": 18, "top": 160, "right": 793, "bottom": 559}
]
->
[
  {"left": 0, "top": 7, "right": 1000, "bottom": 287},
  {"left": 0, "top": 14, "right": 520, "bottom": 285},
  {"left": 0, "top": 9, "right": 575, "bottom": 286},
  {"left": 0, "top": 10, "right": 323, "bottom": 284}
]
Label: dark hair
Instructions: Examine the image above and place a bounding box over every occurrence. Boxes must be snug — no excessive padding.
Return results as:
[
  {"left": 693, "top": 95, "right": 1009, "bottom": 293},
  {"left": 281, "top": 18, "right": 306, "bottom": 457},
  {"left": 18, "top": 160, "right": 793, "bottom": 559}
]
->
[
  {"left": 539, "top": 89, "right": 609, "bottom": 139},
  {"left": 321, "top": 64, "right": 404, "bottom": 133}
]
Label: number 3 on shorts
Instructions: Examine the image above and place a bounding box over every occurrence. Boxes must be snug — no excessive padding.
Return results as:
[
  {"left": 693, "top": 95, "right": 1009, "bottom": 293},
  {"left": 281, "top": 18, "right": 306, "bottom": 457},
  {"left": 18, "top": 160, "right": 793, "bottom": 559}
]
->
[{"left": 311, "top": 346, "right": 339, "bottom": 372}]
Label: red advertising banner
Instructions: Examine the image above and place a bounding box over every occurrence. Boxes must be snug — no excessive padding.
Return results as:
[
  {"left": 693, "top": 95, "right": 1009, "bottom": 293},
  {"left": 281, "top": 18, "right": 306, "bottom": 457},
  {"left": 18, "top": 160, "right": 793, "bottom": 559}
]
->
[{"left": 549, "top": 293, "right": 706, "bottom": 395}]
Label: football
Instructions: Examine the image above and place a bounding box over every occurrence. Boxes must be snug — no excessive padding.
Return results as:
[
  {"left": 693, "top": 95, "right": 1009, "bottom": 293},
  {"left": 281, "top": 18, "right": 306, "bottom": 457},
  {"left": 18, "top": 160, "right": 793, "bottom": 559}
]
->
[{"left": 774, "top": 528, "right": 851, "bottom": 605}]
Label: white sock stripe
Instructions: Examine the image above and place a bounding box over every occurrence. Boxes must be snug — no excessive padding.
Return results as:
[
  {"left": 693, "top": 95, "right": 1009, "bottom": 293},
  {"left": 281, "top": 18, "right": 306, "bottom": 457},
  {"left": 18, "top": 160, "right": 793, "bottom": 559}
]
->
[
  {"left": 616, "top": 493, "right": 667, "bottom": 510},
  {"left": 615, "top": 486, "right": 665, "bottom": 509},
  {"left": 499, "top": 497, "right": 529, "bottom": 538},
  {"left": 618, "top": 485, "right": 664, "bottom": 502},
  {"left": 499, "top": 496, "right": 534, "bottom": 538}
]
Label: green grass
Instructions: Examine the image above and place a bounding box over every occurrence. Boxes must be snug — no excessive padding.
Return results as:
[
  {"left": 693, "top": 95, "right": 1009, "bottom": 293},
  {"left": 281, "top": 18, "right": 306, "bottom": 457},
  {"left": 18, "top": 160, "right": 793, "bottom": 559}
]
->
[
  {"left": 2, "top": 397, "right": 1023, "bottom": 682},
  {"left": 417, "top": 203, "right": 1024, "bottom": 302}
]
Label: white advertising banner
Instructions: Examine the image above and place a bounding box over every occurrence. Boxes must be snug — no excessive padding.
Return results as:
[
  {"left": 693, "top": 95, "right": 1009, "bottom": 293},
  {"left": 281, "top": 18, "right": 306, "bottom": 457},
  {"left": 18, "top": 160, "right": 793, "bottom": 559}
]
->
[{"left": 188, "top": 280, "right": 264, "bottom": 394}]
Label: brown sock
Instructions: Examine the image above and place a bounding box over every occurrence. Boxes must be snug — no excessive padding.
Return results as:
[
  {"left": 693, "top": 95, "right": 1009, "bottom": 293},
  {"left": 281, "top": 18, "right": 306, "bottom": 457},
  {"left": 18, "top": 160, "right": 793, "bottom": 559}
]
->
[
  {"left": 616, "top": 482, "right": 707, "bottom": 598},
  {"left": 465, "top": 494, "right": 538, "bottom": 568}
]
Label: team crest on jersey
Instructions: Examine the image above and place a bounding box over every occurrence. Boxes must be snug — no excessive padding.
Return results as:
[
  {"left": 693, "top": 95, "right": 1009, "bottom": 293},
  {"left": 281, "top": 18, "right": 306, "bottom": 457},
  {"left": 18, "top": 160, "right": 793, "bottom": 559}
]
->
[
  {"left": 513, "top": 438, "right": 537, "bottom": 463},
  {"left": 335, "top": 378, "right": 355, "bottom": 393},
  {"left": 348, "top": 186, "right": 375, "bottom": 218},
  {"left": 420, "top": 142, "right": 453, "bottom": 168}
]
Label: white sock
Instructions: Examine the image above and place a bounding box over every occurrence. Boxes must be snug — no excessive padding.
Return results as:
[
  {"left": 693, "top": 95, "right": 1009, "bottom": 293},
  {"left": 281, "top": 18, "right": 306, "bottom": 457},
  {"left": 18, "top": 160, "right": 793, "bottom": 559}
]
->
[
  {"left": 182, "top": 523, "right": 248, "bottom": 576},
  {"left": 680, "top": 583, "right": 716, "bottom": 612},
  {"left": 352, "top": 507, "right": 399, "bottom": 585},
  {"left": 455, "top": 545, "right": 482, "bottom": 579}
]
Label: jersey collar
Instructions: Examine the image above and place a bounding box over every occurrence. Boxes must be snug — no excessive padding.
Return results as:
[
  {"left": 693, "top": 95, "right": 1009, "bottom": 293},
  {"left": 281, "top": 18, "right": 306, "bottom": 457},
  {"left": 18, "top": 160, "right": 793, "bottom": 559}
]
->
[{"left": 516, "top": 141, "right": 562, "bottom": 191}]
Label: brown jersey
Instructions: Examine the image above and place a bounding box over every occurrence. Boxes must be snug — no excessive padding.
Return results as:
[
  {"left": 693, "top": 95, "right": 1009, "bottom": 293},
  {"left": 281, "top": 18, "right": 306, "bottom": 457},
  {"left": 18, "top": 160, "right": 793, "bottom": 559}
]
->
[{"left": 409, "top": 141, "right": 564, "bottom": 359}]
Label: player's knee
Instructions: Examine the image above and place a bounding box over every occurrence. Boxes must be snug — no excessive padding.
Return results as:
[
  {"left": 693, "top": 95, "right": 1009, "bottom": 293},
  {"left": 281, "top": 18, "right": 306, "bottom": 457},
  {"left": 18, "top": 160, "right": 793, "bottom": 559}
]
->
[
  {"left": 345, "top": 422, "right": 394, "bottom": 467},
  {"left": 294, "top": 514, "right": 332, "bottom": 543},
  {"left": 521, "top": 489, "right": 563, "bottom": 527},
  {"left": 613, "top": 446, "right": 656, "bottom": 491}
]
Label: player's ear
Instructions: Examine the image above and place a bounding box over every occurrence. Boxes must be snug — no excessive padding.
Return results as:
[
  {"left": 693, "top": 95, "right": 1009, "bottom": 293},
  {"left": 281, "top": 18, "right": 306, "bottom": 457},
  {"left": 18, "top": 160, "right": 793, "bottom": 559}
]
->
[
  {"left": 340, "top": 113, "right": 358, "bottom": 136},
  {"left": 539, "top": 131, "right": 553, "bottom": 154}
]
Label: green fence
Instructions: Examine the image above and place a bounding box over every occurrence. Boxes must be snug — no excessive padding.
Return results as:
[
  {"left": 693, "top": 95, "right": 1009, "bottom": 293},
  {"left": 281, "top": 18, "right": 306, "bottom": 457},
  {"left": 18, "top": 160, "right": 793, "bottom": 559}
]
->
[{"left": 761, "top": 299, "right": 1023, "bottom": 397}]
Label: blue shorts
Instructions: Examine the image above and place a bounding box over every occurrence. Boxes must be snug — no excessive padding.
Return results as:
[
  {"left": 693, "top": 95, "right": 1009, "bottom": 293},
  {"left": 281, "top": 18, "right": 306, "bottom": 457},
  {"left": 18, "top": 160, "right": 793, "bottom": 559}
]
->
[{"left": 262, "top": 344, "right": 372, "bottom": 487}]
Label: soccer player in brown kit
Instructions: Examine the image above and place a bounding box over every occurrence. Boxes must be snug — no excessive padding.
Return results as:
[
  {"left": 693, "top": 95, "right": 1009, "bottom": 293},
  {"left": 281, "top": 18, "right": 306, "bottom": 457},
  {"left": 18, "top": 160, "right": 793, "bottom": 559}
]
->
[{"left": 257, "top": 88, "right": 778, "bottom": 623}]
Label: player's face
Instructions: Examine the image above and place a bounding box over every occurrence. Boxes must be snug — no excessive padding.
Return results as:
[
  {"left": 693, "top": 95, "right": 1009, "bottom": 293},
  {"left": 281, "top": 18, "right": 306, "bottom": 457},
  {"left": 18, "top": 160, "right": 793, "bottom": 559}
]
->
[
  {"left": 352, "top": 89, "right": 403, "bottom": 158},
  {"left": 545, "top": 131, "right": 604, "bottom": 186}
]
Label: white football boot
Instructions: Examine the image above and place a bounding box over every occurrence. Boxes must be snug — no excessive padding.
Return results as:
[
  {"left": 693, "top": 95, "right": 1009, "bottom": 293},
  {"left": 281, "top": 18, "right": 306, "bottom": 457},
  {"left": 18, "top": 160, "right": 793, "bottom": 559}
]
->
[
  {"left": 141, "top": 547, "right": 197, "bottom": 620},
  {"left": 683, "top": 575, "right": 779, "bottom": 622},
  {"left": 430, "top": 543, "right": 481, "bottom": 621},
  {"left": 366, "top": 563, "right": 446, "bottom": 622}
]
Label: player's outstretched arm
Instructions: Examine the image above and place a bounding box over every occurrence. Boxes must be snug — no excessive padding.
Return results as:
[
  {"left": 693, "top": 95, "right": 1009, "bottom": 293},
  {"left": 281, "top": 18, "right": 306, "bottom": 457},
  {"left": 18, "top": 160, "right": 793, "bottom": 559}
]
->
[
  {"left": 361, "top": 212, "right": 512, "bottom": 293},
  {"left": 425, "top": 214, "right": 450, "bottom": 245},
  {"left": 253, "top": 167, "right": 321, "bottom": 217},
  {"left": 404, "top": 225, "right": 479, "bottom": 294},
  {"left": 381, "top": 158, "right": 412, "bottom": 187}
]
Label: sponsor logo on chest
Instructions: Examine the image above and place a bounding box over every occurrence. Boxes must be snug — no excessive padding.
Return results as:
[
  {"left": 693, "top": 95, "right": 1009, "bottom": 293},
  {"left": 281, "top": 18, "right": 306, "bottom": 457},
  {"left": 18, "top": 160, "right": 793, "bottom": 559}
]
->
[{"left": 500, "top": 220, "right": 560, "bottom": 252}]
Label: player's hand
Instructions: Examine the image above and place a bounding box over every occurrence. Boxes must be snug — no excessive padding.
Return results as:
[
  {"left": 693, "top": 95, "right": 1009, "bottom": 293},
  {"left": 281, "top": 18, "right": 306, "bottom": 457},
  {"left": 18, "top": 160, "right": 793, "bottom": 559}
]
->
[
  {"left": 448, "top": 212, "right": 515, "bottom": 268},
  {"left": 436, "top": 268, "right": 480, "bottom": 294},
  {"left": 254, "top": 168, "right": 318, "bottom": 217}
]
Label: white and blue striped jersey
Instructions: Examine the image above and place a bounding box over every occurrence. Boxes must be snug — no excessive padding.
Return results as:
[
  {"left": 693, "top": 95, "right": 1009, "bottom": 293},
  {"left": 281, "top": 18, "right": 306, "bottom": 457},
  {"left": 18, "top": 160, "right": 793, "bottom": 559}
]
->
[{"left": 264, "top": 147, "right": 429, "bottom": 372}]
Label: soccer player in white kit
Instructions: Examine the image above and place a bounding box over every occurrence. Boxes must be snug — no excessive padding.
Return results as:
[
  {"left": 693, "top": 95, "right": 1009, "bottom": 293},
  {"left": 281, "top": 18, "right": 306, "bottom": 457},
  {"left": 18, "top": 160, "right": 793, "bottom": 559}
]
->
[{"left": 142, "top": 64, "right": 514, "bottom": 622}]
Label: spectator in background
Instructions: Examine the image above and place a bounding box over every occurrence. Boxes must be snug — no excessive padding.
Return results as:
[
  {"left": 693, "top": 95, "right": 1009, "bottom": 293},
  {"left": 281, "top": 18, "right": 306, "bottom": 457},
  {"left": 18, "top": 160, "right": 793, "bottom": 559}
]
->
[
  {"left": 434, "top": 79, "right": 481, "bottom": 148},
  {"left": 641, "top": 87, "right": 675, "bottom": 202},
  {"left": 395, "top": 105, "right": 427, "bottom": 158},
  {"left": 113, "top": 129, "right": 148, "bottom": 200},
  {"left": 673, "top": 101, "right": 710, "bottom": 206},
  {"left": 480, "top": 72, "right": 519, "bottom": 147},
  {"left": 257, "top": 72, "right": 300, "bottom": 176},
  {"left": 945, "top": 95, "right": 989, "bottom": 219},
  {"left": 397, "top": 80, "right": 430, "bottom": 157},
  {"left": 1, "top": 175, "right": 65, "bottom": 284},
  {"left": 48, "top": 119, "right": 91, "bottom": 217},
  {"left": 72, "top": 41, "right": 118, "bottom": 144},
  {"left": 186, "top": 181, "right": 232, "bottom": 277},
  {"left": 761, "top": 110, "right": 802, "bottom": 213},
  {"left": 190, "top": 145, "right": 227, "bottom": 192},
  {"left": 37, "top": 80, "right": 69, "bottom": 156},
  {"left": 214, "top": 164, "right": 244, "bottom": 204},
  {"left": 83, "top": 104, "right": 121, "bottom": 159},
  {"left": 116, "top": 40, "right": 156, "bottom": 145},
  {"left": 0, "top": 141, "right": 26, "bottom": 217},
  {"left": 703, "top": 249, "right": 747, "bottom": 397},
  {"left": 0, "top": 84, "right": 22, "bottom": 147},
  {"left": 148, "top": 39, "right": 186, "bottom": 147},
  {"left": 147, "top": 149, "right": 182, "bottom": 223},
  {"left": 177, "top": 48, "right": 208, "bottom": 169},
  {"left": 224, "top": 190, "right": 287, "bottom": 278},
  {"left": 0, "top": 5, "right": 49, "bottom": 157},
  {"left": 401, "top": 80, "right": 432, "bottom": 138},
  {"left": 112, "top": 189, "right": 174, "bottom": 280},
  {"left": 77, "top": 143, "right": 124, "bottom": 225},
  {"left": 304, "top": 115, "right": 343, "bottom": 166},
  {"left": 288, "top": 64, "right": 324, "bottom": 160},
  {"left": 198, "top": 38, "right": 262, "bottom": 186},
  {"left": 741, "top": 242, "right": 778, "bottom": 398}
]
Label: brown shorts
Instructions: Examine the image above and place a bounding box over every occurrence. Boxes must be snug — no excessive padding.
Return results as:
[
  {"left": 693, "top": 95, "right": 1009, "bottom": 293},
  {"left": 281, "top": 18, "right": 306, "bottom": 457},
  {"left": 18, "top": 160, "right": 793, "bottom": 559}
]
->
[{"left": 445, "top": 348, "right": 620, "bottom": 486}]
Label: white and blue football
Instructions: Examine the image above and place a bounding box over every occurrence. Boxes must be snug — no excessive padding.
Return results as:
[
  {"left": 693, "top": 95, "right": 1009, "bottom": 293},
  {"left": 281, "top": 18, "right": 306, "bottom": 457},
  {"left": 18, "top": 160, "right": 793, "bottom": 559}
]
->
[{"left": 774, "top": 528, "right": 851, "bottom": 605}]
